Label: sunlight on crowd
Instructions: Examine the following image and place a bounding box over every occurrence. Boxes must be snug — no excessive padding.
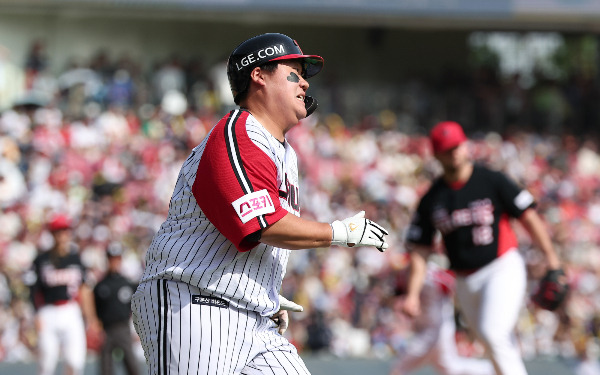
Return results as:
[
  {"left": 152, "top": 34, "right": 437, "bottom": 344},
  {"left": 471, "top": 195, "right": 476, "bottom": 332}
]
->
[{"left": 0, "top": 40, "right": 599, "bottom": 367}]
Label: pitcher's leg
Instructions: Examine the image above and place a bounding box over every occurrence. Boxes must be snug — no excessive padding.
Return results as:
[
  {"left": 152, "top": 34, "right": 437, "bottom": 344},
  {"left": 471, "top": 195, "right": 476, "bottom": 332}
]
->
[{"left": 477, "top": 252, "right": 528, "bottom": 375}]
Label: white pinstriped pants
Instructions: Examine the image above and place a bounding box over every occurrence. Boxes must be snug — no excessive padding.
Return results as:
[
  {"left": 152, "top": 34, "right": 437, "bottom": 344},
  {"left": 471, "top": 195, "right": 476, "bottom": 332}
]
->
[{"left": 131, "top": 280, "right": 311, "bottom": 375}]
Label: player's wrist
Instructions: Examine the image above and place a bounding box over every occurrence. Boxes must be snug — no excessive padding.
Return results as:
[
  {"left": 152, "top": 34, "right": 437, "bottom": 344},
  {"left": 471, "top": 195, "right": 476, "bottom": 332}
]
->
[
  {"left": 330, "top": 212, "right": 389, "bottom": 251},
  {"left": 546, "top": 255, "right": 561, "bottom": 270},
  {"left": 330, "top": 220, "right": 347, "bottom": 246}
]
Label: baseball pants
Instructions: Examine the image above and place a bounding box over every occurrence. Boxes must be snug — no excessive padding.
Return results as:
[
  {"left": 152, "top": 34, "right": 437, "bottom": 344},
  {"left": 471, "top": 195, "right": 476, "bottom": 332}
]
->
[
  {"left": 455, "top": 249, "right": 528, "bottom": 375},
  {"left": 132, "top": 279, "right": 311, "bottom": 375},
  {"left": 36, "top": 302, "right": 87, "bottom": 375},
  {"left": 100, "top": 321, "right": 140, "bottom": 375},
  {"left": 391, "top": 300, "right": 494, "bottom": 375}
]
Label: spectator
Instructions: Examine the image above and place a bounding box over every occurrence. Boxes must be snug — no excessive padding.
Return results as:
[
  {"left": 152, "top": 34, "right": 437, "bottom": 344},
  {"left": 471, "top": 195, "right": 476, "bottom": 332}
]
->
[{"left": 0, "top": 42, "right": 598, "bottom": 368}]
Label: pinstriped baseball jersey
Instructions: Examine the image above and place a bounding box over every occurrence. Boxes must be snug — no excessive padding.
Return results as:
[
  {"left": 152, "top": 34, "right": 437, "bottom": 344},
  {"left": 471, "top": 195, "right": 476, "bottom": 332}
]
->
[{"left": 138, "top": 109, "right": 299, "bottom": 316}]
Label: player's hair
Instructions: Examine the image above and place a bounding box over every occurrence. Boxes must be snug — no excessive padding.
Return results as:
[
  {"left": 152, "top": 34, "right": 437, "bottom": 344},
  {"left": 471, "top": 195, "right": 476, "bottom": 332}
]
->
[{"left": 235, "top": 61, "right": 279, "bottom": 105}]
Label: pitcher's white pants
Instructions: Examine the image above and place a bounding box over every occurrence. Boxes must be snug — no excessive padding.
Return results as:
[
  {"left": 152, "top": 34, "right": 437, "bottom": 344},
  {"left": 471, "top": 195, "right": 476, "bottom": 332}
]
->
[
  {"left": 132, "top": 279, "right": 311, "bottom": 375},
  {"left": 455, "top": 250, "right": 528, "bottom": 375}
]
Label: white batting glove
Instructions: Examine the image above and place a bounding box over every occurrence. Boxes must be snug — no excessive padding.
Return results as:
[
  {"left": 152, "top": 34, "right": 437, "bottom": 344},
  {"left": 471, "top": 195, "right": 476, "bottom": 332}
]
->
[
  {"left": 279, "top": 294, "right": 304, "bottom": 312},
  {"left": 331, "top": 211, "right": 389, "bottom": 252}
]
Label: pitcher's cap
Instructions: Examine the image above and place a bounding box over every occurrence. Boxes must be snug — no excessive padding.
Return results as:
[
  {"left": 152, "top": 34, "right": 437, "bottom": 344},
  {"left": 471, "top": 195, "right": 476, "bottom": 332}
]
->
[
  {"left": 429, "top": 121, "right": 467, "bottom": 153},
  {"left": 48, "top": 214, "right": 72, "bottom": 232}
]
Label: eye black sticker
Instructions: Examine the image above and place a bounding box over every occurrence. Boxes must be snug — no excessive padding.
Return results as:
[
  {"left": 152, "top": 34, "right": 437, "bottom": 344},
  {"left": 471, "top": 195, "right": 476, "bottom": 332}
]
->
[{"left": 287, "top": 72, "right": 300, "bottom": 83}]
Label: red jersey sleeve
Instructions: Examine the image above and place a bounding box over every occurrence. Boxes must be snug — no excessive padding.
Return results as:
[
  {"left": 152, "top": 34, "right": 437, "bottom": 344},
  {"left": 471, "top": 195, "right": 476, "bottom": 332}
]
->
[{"left": 192, "top": 110, "right": 288, "bottom": 252}]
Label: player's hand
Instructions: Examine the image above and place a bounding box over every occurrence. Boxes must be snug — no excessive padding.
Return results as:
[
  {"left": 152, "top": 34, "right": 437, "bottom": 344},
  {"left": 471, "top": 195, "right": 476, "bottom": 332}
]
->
[
  {"left": 270, "top": 310, "right": 289, "bottom": 335},
  {"left": 401, "top": 293, "right": 421, "bottom": 318},
  {"left": 279, "top": 294, "right": 304, "bottom": 312},
  {"left": 331, "top": 211, "right": 389, "bottom": 251},
  {"left": 87, "top": 317, "right": 103, "bottom": 331},
  {"left": 86, "top": 323, "right": 105, "bottom": 351}
]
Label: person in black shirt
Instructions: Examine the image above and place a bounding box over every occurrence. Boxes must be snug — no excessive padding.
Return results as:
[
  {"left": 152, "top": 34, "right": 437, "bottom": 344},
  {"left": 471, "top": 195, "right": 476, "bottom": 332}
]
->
[
  {"left": 27, "top": 213, "right": 99, "bottom": 375},
  {"left": 93, "top": 242, "right": 139, "bottom": 375},
  {"left": 402, "top": 121, "right": 563, "bottom": 375}
]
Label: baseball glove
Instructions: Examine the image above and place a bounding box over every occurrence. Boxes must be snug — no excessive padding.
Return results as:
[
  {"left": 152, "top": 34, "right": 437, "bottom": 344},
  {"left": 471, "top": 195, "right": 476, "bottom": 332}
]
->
[{"left": 532, "top": 268, "right": 569, "bottom": 311}]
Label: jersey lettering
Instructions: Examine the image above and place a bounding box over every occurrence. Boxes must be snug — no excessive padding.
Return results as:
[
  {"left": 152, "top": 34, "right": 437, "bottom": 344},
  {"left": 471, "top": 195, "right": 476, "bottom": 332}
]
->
[
  {"left": 40, "top": 265, "right": 83, "bottom": 298},
  {"left": 285, "top": 174, "right": 300, "bottom": 211},
  {"left": 434, "top": 199, "right": 494, "bottom": 235},
  {"left": 41, "top": 266, "right": 82, "bottom": 287},
  {"left": 472, "top": 225, "right": 494, "bottom": 245},
  {"left": 191, "top": 295, "right": 230, "bottom": 308},
  {"left": 470, "top": 199, "right": 494, "bottom": 245},
  {"left": 232, "top": 189, "right": 275, "bottom": 224},
  {"left": 470, "top": 199, "right": 494, "bottom": 225},
  {"left": 452, "top": 209, "right": 472, "bottom": 227}
]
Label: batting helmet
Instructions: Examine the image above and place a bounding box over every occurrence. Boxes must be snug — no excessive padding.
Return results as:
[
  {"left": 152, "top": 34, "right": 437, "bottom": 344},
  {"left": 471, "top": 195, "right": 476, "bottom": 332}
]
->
[{"left": 227, "top": 33, "right": 324, "bottom": 110}]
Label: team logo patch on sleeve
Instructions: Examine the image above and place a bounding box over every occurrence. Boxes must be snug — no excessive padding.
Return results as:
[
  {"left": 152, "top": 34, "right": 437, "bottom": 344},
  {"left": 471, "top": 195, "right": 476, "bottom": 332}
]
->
[
  {"left": 514, "top": 190, "right": 534, "bottom": 210},
  {"left": 232, "top": 189, "right": 275, "bottom": 224}
]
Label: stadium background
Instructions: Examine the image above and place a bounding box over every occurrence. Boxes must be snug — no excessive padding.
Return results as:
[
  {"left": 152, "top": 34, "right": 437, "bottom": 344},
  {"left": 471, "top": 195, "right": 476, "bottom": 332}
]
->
[{"left": 0, "top": 0, "right": 600, "bottom": 374}]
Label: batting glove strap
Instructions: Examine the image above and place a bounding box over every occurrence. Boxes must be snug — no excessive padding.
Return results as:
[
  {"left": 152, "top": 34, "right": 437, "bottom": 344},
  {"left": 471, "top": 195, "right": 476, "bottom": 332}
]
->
[{"left": 330, "top": 211, "right": 389, "bottom": 252}]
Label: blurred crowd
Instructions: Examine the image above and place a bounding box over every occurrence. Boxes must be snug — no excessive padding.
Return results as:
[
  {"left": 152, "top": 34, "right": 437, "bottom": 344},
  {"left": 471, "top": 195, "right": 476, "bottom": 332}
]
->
[{"left": 1, "top": 39, "right": 600, "bottom": 371}]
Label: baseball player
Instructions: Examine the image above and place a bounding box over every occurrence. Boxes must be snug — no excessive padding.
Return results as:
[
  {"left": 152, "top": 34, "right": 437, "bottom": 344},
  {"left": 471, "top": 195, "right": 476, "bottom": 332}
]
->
[
  {"left": 391, "top": 259, "right": 495, "bottom": 375},
  {"left": 26, "top": 213, "right": 100, "bottom": 375},
  {"left": 403, "top": 121, "right": 563, "bottom": 375},
  {"left": 131, "top": 33, "right": 389, "bottom": 375}
]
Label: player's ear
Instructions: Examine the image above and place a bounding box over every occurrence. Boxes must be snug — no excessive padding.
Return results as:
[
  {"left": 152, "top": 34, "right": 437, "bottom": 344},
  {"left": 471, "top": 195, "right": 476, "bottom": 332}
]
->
[{"left": 249, "top": 66, "right": 268, "bottom": 88}]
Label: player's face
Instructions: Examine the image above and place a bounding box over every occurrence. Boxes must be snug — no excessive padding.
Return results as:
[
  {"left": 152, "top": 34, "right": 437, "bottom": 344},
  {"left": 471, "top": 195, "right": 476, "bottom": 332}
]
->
[
  {"left": 267, "top": 61, "right": 309, "bottom": 125},
  {"left": 52, "top": 228, "right": 72, "bottom": 253},
  {"left": 108, "top": 255, "right": 122, "bottom": 271},
  {"left": 435, "top": 142, "right": 470, "bottom": 172}
]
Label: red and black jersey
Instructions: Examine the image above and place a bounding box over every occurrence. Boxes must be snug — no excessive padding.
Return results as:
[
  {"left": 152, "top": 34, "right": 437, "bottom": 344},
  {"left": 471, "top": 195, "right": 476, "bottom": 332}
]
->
[
  {"left": 28, "top": 250, "right": 87, "bottom": 308},
  {"left": 406, "top": 165, "right": 535, "bottom": 271}
]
